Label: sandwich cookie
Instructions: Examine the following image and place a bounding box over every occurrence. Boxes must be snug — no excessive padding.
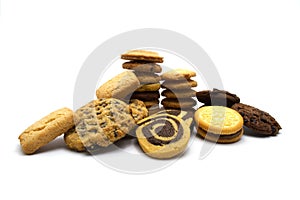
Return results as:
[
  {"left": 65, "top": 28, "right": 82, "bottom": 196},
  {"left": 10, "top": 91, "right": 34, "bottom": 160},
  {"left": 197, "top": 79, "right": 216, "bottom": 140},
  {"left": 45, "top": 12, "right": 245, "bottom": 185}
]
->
[
  {"left": 194, "top": 106, "right": 244, "bottom": 143},
  {"left": 162, "top": 80, "right": 197, "bottom": 90},
  {"left": 123, "top": 61, "right": 162, "bottom": 73},
  {"left": 161, "top": 98, "right": 197, "bottom": 109},
  {"left": 162, "top": 89, "right": 196, "bottom": 99},
  {"left": 121, "top": 50, "right": 164, "bottom": 63}
]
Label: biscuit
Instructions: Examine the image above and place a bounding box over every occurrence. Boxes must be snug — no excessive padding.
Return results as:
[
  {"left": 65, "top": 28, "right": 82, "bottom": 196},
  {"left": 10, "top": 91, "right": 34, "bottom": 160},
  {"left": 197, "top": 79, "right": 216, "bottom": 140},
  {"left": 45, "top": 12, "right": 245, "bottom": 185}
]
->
[
  {"left": 135, "top": 83, "right": 161, "bottom": 92},
  {"left": 161, "top": 69, "right": 196, "bottom": 81},
  {"left": 162, "top": 89, "right": 196, "bottom": 99},
  {"left": 194, "top": 106, "right": 244, "bottom": 143},
  {"left": 130, "top": 91, "right": 160, "bottom": 101},
  {"left": 196, "top": 88, "right": 240, "bottom": 107},
  {"left": 161, "top": 98, "right": 197, "bottom": 109},
  {"left": 134, "top": 72, "right": 161, "bottom": 84},
  {"left": 231, "top": 103, "right": 281, "bottom": 136},
  {"left": 64, "top": 127, "right": 85, "bottom": 152},
  {"left": 136, "top": 113, "right": 190, "bottom": 159},
  {"left": 75, "top": 98, "right": 135, "bottom": 150},
  {"left": 121, "top": 50, "right": 164, "bottom": 63},
  {"left": 96, "top": 71, "right": 140, "bottom": 99},
  {"left": 162, "top": 80, "right": 197, "bottom": 90},
  {"left": 129, "top": 99, "right": 148, "bottom": 123},
  {"left": 19, "top": 107, "right": 74, "bottom": 154},
  {"left": 143, "top": 100, "right": 159, "bottom": 108},
  {"left": 156, "top": 109, "right": 194, "bottom": 128},
  {"left": 122, "top": 61, "right": 162, "bottom": 73}
]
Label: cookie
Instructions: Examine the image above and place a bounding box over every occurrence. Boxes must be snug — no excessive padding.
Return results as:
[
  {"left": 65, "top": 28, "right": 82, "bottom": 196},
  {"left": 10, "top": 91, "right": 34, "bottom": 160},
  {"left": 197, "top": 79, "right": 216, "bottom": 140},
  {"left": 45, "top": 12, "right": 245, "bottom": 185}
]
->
[
  {"left": 19, "top": 107, "right": 74, "bottom": 154},
  {"left": 121, "top": 50, "right": 163, "bottom": 63},
  {"left": 161, "top": 98, "right": 197, "bottom": 109},
  {"left": 196, "top": 88, "right": 240, "bottom": 107},
  {"left": 162, "top": 80, "right": 197, "bottom": 90},
  {"left": 64, "top": 127, "right": 85, "bottom": 152},
  {"left": 75, "top": 98, "right": 135, "bottom": 150},
  {"left": 162, "top": 89, "right": 196, "bottom": 99},
  {"left": 143, "top": 100, "right": 160, "bottom": 108},
  {"left": 161, "top": 69, "right": 196, "bottom": 81},
  {"left": 194, "top": 106, "right": 244, "bottom": 143},
  {"left": 130, "top": 91, "right": 160, "bottom": 101},
  {"left": 156, "top": 109, "right": 194, "bottom": 128},
  {"left": 134, "top": 72, "right": 161, "bottom": 84},
  {"left": 122, "top": 61, "right": 162, "bottom": 73},
  {"left": 231, "top": 103, "right": 281, "bottom": 136},
  {"left": 135, "top": 83, "right": 160, "bottom": 92},
  {"left": 96, "top": 71, "right": 140, "bottom": 99},
  {"left": 129, "top": 99, "right": 148, "bottom": 123},
  {"left": 136, "top": 113, "right": 190, "bottom": 159}
]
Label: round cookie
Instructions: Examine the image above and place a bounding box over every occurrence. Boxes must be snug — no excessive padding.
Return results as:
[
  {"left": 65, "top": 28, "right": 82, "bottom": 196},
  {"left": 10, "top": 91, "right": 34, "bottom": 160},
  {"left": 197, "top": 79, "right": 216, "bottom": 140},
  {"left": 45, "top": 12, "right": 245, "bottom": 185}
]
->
[
  {"left": 135, "top": 83, "right": 160, "bottom": 92},
  {"left": 122, "top": 61, "right": 162, "bottom": 73},
  {"left": 162, "top": 98, "right": 197, "bottom": 109},
  {"left": 18, "top": 107, "right": 74, "bottom": 154},
  {"left": 162, "top": 89, "right": 196, "bottom": 99},
  {"left": 129, "top": 99, "right": 148, "bottom": 123},
  {"left": 121, "top": 49, "right": 164, "bottom": 63},
  {"left": 136, "top": 113, "right": 190, "bottom": 159},
  {"left": 196, "top": 88, "right": 240, "bottom": 107},
  {"left": 143, "top": 100, "right": 159, "bottom": 108},
  {"left": 162, "top": 80, "right": 197, "bottom": 90},
  {"left": 134, "top": 72, "right": 161, "bottom": 84},
  {"left": 75, "top": 98, "right": 136, "bottom": 150},
  {"left": 161, "top": 68, "right": 196, "bottom": 81},
  {"left": 64, "top": 127, "right": 85, "bottom": 152},
  {"left": 231, "top": 103, "right": 281, "bottom": 136},
  {"left": 156, "top": 109, "right": 195, "bottom": 128},
  {"left": 194, "top": 106, "right": 244, "bottom": 143},
  {"left": 130, "top": 91, "right": 160, "bottom": 101}
]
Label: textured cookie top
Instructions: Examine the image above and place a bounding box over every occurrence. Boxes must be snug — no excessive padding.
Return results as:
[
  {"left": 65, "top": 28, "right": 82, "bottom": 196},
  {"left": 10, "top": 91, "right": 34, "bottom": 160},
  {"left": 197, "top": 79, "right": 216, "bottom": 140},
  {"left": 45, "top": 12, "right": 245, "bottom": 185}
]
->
[
  {"left": 194, "top": 106, "right": 243, "bottom": 135},
  {"left": 161, "top": 69, "right": 196, "bottom": 81},
  {"left": 121, "top": 50, "right": 164, "bottom": 63}
]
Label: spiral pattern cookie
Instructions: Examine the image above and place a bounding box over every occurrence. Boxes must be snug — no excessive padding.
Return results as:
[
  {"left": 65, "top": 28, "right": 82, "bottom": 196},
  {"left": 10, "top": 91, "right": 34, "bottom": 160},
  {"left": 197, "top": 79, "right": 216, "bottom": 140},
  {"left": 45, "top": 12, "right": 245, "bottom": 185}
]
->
[{"left": 136, "top": 113, "right": 190, "bottom": 159}]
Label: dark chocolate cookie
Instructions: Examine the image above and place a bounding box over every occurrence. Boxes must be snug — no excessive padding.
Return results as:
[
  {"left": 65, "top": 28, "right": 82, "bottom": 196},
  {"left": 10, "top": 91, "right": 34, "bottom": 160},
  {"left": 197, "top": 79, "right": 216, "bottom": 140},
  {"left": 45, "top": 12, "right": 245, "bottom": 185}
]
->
[
  {"left": 196, "top": 88, "right": 240, "bottom": 107},
  {"left": 231, "top": 103, "right": 281, "bottom": 136}
]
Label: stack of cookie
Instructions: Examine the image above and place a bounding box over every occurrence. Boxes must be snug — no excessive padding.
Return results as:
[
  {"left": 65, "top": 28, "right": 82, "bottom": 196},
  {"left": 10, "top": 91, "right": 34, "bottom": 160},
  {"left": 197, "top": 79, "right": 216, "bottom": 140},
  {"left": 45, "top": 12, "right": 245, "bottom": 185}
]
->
[
  {"left": 161, "top": 69, "right": 197, "bottom": 110},
  {"left": 121, "top": 50, "right": 163, "bottom": 113}
]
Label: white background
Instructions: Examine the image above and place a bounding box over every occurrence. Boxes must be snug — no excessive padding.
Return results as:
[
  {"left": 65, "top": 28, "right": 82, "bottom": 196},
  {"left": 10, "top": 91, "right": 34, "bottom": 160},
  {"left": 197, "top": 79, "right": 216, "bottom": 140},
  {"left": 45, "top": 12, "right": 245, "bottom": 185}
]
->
[{"left": 1, "top": 0, "right": 300, "bottom": 199}]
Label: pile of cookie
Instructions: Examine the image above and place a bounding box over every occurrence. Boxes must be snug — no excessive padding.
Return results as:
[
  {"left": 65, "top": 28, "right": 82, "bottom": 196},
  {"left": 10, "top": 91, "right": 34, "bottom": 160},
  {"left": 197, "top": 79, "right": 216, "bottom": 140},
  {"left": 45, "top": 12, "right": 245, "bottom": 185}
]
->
[
  {"left": 121, "top": 50, "right": 163, "bottom": 113},
  {"left": 18, "top": 49, "right": 282, "bottom": 160},
  {"left": 161, "top": 69, "right": 198, "bottom": 111}
]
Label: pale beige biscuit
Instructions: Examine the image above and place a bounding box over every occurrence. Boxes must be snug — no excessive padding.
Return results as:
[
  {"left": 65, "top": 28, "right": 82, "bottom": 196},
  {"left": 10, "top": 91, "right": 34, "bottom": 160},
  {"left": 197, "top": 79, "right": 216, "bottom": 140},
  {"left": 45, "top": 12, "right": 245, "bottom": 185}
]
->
[
  {"left": 122, "top": 61, "right": 162, "bottom": 73},
  {"left": 19, "top": 107, "right": 74, "bottom": 154},
  {"left": 136, "top": 113, "right": 190, "bottom": 159},
  {"left": 161, "top": 98, "right": 197, "bottom": 109},
  {"left": 64, "top": 127, "right": 85, "bottom": 152},
  {"left": 121, "top": 50, "right": 164, "bottom": 63},
  {"left": 74, "top": 98, "right": 135, "bottom": 150},
  {"left": 129, "top": 99, "right": 149, "bottom": 123},
  {"left": 194, "top": 106, "right": 244, "bottom": 144},
  {"left": 161, "top": 69, "right": 196, "bottom": 81},
  {"left": 135, "top": 83, "right": 160, "bottom": 92},
  {"left": 162, "top": 79, "right": 197, "bottom": 90},
  {"left": 96, "top": 71, "right": 140, "bottom": 99},
  {"left": 162, "top": 89, "right": 196, "bottom": 98}
]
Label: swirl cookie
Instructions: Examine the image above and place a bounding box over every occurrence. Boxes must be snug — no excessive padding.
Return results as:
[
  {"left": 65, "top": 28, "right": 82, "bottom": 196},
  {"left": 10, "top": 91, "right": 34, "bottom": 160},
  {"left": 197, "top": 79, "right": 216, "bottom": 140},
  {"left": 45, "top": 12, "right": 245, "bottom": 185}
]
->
[
  {"left": 74, "top": 98, "right": 135, "bottom": 150},
  {"left": 156, "top": 109, "right": 194, "bottom": 128},
  {"left": 194, "top": 106, "right": 244, "bottom": 143},
  {"left": 136, "top": 113, "right": 190, "bottom": 159},
  {"left": 19, "top": 107, "right": 74, "bottom": 154},
  {"left": 231, "top": 103, "right": 281, "bottom": 136},
  {"left": 123, "top": 61, "right": 162, "bottom": 73},
  {"left": 96, "top": 71, "right": 140, "bottom": 99},
  {"left": 196, "top": 88, "right": 240, "bottom": 107},
  {"left": 121, "top": 50, "right": 164, "bottom": 63}
]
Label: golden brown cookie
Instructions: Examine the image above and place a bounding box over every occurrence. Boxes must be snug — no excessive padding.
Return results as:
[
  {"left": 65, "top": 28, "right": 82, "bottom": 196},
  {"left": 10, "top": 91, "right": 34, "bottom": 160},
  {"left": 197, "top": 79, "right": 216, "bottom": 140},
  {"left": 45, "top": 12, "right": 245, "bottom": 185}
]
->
[
  {"left": 135, "top": 83, "right": 161, "bottom": 92},
  {"left": 161, "top": 69, "right": 196, "bottom": 81},
  {"left": 162, "top": 79, "right": 197, "bottom": 90},
  {"left": 129, "top": 99, "right": 149, "bottom": 123},
  {"left": 122, "top": 61, "right": 162, "bottom": 73},
  {"left": 64, "top": 127, "right": 85, "bottom": 152},
  {"left": 121, "top": 50, "right": 164, "bottom": 63},
  {"left": 161, "top": 98, "right": 197, "bottom": 109},
  {"left": 194, "top": 106, "right": 244, "bottom": 143},
  {"left": 96, "top": 71, "right": 140, "bottom": 99},
  {"left": 19, "top": 107, "right": 74, "bottom": 154},
  {"left": 143, "top": 100, "right": 160, "bottom": 108},
  {"left": 162, "top": 89, "right": 196, "bottom": 99},
  {"left": 136, "top": 113, "right": 190, "bottom": 159},
  {"left": 75, "top": 98, "right": 135, "bottom": 150}
]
